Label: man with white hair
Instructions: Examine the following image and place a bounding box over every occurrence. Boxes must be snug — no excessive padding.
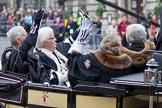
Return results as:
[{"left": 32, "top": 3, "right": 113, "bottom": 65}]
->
[
  {"left": 126, "top": 24, "right": 147, "bottom": 51},
  {"left": 1, "top": 8, "right": 44, "bottom": 74},
  {"left": 125, "top": 24, "right": 148, "bottom": 73}
]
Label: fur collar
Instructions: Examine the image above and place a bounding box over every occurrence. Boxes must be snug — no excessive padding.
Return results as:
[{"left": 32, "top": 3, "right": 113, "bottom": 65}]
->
[
  {"left": 94, "top": 50, "right": 132, "bottom": 69},
  {"left": 121, "top": 41, "right": 155, "bottom": 64},
  {"left": 93, "top": 41, "right": 155, "bottom": 69}
]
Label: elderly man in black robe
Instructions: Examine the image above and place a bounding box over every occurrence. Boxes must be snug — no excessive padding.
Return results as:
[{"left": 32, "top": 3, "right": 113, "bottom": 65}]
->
[{"left": 1, "top": 8, "right": 44, "bottom": 74}]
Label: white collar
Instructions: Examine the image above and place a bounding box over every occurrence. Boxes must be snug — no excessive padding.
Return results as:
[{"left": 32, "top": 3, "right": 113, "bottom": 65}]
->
[{"left": 41, "top": 48, "right": 53, "bottom": 54}]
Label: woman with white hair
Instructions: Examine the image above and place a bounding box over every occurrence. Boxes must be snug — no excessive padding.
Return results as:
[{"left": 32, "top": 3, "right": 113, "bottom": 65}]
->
[{"left": 28, "top": 10, "right": 98, "bottom": 86}]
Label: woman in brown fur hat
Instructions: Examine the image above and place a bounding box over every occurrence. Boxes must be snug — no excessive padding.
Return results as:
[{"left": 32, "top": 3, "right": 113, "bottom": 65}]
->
[{"left": 67, "top": 34, "right": 155, "bottom": 86}]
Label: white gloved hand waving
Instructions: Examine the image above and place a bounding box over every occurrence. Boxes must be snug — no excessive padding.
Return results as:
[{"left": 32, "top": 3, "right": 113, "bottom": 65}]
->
[
  {"left": 76, "top": 10, "right": 98, "bottom": 44},
  {"left": 68, "top": 10, "right": 98, "bottom": 54}
]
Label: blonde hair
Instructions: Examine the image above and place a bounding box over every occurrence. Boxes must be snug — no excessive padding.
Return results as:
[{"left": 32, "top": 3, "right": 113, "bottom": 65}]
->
[{"left": 100, "top": 35, "right": 121, "bottom": 55}]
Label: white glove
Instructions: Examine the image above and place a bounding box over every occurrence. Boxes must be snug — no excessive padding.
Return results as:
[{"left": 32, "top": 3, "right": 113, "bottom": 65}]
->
[
  {"left": 77, "top": 9, "right": 97, "bottom": 44},
  {"left": 50, "top": 69, "right": 68, "bottom": 85},
  {"left": 68, "top": 10, "right": 98, "bottom": 54},
  {"left": 55, "top": 70, "right": 68, "bottom": 85}
]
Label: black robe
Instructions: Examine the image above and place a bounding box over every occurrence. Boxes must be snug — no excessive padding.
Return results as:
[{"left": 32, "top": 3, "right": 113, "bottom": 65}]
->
[
  {"left": 68, "top": 52, "right": 132, "bottom": 86},
  {"left": 127, "top": 43, "right": 144, "bottom": 51},
  {"left": 28, "top": 41, "right": 72, "bottom": 84},
  {"left": 127, "top": 43, "right": 146, "bottom": 73},
  {"left": 1, "top": 32, "right": 36, "bottom": 74},
  {"left": 68, "top": 41, "right": 155, "bottom": 86}
]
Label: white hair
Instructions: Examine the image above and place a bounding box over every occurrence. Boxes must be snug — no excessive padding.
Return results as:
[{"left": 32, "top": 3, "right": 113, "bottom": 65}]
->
[
  {"left": 126, "top": 24, "right": 146, "bottom": 44},
  {"left": 36, "top": 27, "right": 53, "bottom": 48},
  {"left": 7, "top": 26, "right": 24, "bottom": 46}
]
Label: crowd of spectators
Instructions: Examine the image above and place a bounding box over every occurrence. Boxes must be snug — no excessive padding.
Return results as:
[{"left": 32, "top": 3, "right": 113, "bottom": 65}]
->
[
  {"left": 0, "top": 7, "right": 103, "bottom": 49},
  {"left": 0, "top": 6, "right": 159, "bottom": 49},
  {"left": 0, "top": 7, "right": 65, "bottom": 37}
]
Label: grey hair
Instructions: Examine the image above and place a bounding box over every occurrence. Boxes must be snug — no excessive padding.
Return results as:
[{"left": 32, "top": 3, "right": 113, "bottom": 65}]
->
[
  {"left": 126, "top": 24, "right": 146, "bottom": 44},
  {"left": 7, "top": 26, "right": 24, "bottom": 46},
  {"left": 36, "top": 27, "right": 53, "bottom": 48}
]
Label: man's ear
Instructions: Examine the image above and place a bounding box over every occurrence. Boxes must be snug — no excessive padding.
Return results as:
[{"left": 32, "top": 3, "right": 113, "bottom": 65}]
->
[
  {"left": 15, "top": 37, "right": 21, "bottom": 45},
  {"left": 143, "top": 38, "right": 147, "bottom": 43}
]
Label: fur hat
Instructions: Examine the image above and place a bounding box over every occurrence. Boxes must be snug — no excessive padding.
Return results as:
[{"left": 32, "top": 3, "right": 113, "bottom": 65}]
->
[{"left": 99, "top": 35, "right": 121, "bottom": 55}]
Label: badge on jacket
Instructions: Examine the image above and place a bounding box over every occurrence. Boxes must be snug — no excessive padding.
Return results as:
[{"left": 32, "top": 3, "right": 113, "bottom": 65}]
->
[
  {"left": 84, "top": 59, "right": 91, "bottom": 69},
  {"left": 5, "top": 51, "right": 11, "bottom": 59}
]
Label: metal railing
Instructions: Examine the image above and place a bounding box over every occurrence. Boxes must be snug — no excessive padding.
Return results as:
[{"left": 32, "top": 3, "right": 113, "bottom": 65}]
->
[
  {"left": 0, "top": 20, "right": 56, "bottom": 37},
  {"left": 0, "top": 20, "right": 108, "bottom": 38},
  {"left": 0, "top": 21, "right": 14, "bottom": 36}
]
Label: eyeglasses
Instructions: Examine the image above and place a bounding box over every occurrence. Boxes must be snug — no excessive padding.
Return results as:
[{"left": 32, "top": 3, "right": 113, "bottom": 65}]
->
[{"left": 48, "top": 37, "right": 55, "bottom": 40}]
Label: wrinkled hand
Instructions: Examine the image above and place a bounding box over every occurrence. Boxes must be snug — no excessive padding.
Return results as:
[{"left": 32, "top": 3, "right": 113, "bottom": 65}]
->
[
  {"left": 143, "top": 40, "right": 156, "bottom": 51},
  {"left": 30, "top": 8, "right": 44, "bottom": 34}
]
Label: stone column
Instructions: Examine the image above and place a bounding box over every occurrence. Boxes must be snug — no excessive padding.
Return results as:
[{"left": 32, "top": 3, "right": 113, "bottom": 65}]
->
[
  {"left": 10, "top": 0, "right": 14, "bottom": 7},
  {"left": 106, "top": 0, "right": 118, "bottom": 20},
  {"left": 117, "top": 0, "right": 126, "bottom": 15},
  {"left": 117, "top": 0, "right": 126, "bottom": 23},
  {"left": 46, "top": 0, "right": 50, "bottom": 8},
  {"left": 127, "top": 0, "right": 137, "bottom": 23},
  {"left": 50, "top": 0, "right": 55, "bottom": 9},
  {"left": 72, "top": 0, "right": 79, "bottom": 18}
]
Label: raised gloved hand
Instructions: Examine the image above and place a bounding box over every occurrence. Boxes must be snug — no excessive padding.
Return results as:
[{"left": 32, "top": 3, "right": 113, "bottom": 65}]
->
[
  {"left": 69, "top": 9, "right": 90, "bottom": 41},
  {"left": 79, "top": 9, "right": 90, "bottom": 25},
  {"left": 30, "top": 8, "right": 44, "bottom": 34},
  {"left": 25, "top": 8, "right": 44, "bottom": 46},
  {"left": 76, "top": 9, "right": 98, "bottom": 44},
  {"left": 68, "top": 10, "right": 98, "bottom": 54}
]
